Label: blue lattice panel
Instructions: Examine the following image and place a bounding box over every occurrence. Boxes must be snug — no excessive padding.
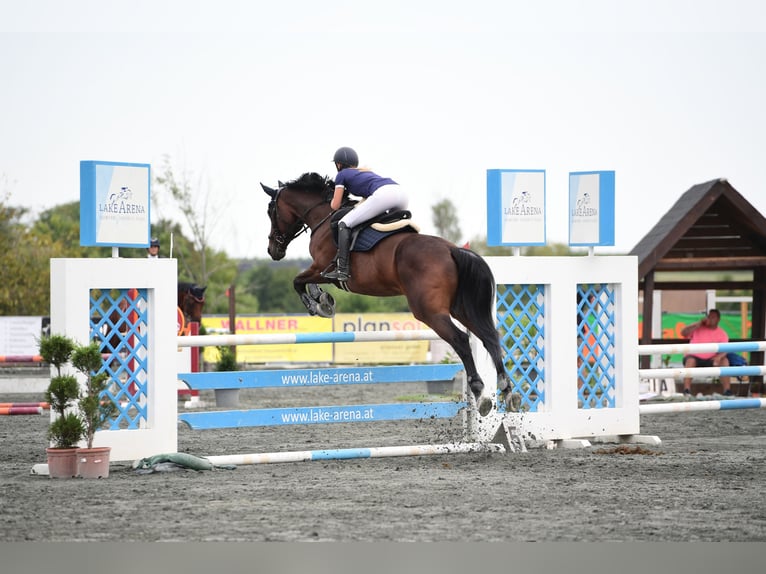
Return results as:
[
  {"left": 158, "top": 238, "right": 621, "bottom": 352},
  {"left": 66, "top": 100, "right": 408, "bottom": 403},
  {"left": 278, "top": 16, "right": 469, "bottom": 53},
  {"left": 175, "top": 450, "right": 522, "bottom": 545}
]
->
[
  {"left": 89, "top": 288, "right": 149, "bottom": 429},
  {"left": 496, "top": 284, "right": 545, "bottom": 412},
  {"left": 576, "top": 283, "right": 616, "bottom": 409}
]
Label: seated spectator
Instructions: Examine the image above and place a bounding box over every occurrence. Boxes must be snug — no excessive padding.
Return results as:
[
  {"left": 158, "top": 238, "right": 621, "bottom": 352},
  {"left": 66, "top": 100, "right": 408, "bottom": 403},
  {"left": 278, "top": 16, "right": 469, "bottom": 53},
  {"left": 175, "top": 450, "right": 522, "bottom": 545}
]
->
[{"left": 680, "top": 309, "right": 732, "bottom": 397}]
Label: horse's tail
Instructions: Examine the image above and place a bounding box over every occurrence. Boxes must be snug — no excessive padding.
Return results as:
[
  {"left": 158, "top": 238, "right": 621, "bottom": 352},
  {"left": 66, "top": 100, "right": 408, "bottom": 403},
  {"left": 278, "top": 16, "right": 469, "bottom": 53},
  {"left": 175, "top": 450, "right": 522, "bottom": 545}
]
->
[{"left": 449, "top": 247, "right": 504, "bottom": 367}]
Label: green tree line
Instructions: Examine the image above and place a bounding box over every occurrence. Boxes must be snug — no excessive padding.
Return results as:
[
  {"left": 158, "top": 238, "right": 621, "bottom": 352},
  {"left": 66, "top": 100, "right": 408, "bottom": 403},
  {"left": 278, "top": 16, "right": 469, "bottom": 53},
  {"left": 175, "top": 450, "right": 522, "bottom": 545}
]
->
[{"left": 1, "top": 167, "right": 580, "bottom": 317}]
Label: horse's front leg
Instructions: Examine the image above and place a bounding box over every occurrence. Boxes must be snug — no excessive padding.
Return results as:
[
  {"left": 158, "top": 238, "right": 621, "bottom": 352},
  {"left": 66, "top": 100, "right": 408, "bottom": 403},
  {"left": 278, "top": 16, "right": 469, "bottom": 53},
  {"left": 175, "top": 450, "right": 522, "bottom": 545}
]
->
[{"left": 293, "top": 267, "right": 336, "bottom": 318}]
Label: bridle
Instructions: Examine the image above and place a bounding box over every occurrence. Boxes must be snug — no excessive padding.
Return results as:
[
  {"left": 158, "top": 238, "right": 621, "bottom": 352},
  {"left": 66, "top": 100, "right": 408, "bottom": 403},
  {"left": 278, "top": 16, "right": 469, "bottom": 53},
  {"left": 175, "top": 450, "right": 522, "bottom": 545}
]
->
[
  {"left": 181, "top": 290, "right": 205, "bottom": 323},
  {"left": 268, "top": 187, "right": 333, "bottom": 248}
]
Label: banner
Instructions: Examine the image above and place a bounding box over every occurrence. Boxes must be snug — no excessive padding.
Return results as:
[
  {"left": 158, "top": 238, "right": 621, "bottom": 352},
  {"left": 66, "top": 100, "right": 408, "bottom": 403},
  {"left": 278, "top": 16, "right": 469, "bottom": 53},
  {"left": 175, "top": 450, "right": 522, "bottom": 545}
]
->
[
  {"left": 486, "top": 169, "right": 546, "bottom": 246},
  {"left": 568, "top": 171, "right": 615, "bottom": 247},
  {"left": 0, "top": 317, "right": 45, "bottom": 357},
  {"left": 80, "top": 160, "right": 151, "bottom": 247},
  {"left": 201, "top": 315, "right": 332, "bottom": 364},
  {"left": 199, "top": 313, "right": 431, "bottom": 365},
  {"left": 333, "top": 313, "right": 430, "bottom": 364}
]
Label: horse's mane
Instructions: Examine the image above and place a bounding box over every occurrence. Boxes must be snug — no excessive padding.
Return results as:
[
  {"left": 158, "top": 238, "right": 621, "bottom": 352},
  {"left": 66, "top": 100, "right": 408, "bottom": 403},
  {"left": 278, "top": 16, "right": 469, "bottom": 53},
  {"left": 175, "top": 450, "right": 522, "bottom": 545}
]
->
[
  {"left": 179, "top": 282, "right": 206, "bottom": 299},
  {"left": 285, "top": 172, "right": 335, "bottom": 198}
]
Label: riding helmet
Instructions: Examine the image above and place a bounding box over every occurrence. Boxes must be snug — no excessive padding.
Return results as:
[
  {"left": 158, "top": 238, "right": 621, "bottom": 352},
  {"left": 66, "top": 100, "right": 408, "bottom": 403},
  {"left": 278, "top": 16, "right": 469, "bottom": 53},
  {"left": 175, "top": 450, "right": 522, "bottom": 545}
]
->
[
  {"left": 332, "top": 147, "right": 359, "bottom": 168},
  {"left": 150, "top": 237, "right": 160, "bottom": 247}
]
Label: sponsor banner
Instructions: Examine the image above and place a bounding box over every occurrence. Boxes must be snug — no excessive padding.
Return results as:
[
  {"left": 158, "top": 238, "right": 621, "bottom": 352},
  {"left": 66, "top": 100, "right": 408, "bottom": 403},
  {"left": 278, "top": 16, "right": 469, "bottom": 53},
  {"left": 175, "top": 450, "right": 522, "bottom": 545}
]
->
[
  {"left": 333, "top": 313, "right": 429, "bottom": 364},
  {"left": 80, "top": 160, "right": 151, "bottom": 247},
  {"left": 568, "top": 171, "right": 615, "bottom": 247},
  {"left": 0, "top": 317, "right": 45, "bottom": 357},
  {"left": 201, "top": 315, "right": 332, "bottom": 363},
  {"left": 486, "top": 169, "right": 546, "bottom": 246},
  {"left": 198, "top": 313, "right": 430, "bottom": 365}
]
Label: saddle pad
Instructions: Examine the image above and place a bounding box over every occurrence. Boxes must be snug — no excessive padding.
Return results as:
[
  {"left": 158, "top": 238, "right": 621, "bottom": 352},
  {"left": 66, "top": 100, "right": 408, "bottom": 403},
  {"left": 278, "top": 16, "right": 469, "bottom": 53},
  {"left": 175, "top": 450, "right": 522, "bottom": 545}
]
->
[{"left": 352, "top": 225, "right": 417, "bottom": 252}]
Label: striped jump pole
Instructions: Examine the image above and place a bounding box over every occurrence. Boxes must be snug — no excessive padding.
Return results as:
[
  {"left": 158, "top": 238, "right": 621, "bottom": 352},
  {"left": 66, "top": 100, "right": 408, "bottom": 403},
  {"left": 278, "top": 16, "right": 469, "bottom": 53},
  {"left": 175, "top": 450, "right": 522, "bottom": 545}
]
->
[
  {"left": 0, "top": 406, "right": 44, "bottom": 416},
  {"left": 176, "top": 329, "right": 442, "bottom": 348},
  {"left": 639, "top": 340, "right": 766, "bottom": 379},
  {"left": 0, "top": 402, "right": 49, "bottom": 409},
  {"left": 640, "top": 397, "right": 766, "bottom": 415},
  {"left": 638, "top": 365, "right": 766, "bottom": 379},
  {"left": 204, "top": 442, "right": 505, "bottom": 466},
  {"left": 639, "top": 340, "right": 766, "bottom": 355},
  {"left": 0, "top": 355, "right": 43, "bottom": 363}
]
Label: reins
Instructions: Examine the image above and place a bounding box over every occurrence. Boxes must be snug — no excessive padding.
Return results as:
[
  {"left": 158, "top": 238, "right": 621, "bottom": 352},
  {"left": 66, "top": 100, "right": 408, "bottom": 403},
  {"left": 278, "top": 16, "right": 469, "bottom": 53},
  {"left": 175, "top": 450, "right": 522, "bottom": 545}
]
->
[{"left": 269, "top": 187, "right": 333, "bottom": 247}]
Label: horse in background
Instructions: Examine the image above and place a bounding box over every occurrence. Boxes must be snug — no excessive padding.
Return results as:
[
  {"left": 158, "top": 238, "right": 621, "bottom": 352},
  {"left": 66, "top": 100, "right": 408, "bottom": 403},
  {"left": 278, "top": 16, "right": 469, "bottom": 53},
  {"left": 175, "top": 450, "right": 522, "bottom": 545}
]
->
[
  {"left": 178, "top": 282, "right": 206, "bottom": 331},
  {"left": 261, "top": 172, "right": 509, "bottom": 416}
]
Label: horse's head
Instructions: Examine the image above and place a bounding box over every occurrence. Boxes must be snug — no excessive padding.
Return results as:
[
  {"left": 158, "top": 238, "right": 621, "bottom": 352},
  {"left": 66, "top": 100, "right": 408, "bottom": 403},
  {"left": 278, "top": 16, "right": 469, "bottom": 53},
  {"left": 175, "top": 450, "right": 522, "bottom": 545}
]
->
[
  {"left": 261, "top": 173, "right": 334, "bottom": 261},
  {"left": 178, "top": 283, "right": 206, "bottom": 324}
]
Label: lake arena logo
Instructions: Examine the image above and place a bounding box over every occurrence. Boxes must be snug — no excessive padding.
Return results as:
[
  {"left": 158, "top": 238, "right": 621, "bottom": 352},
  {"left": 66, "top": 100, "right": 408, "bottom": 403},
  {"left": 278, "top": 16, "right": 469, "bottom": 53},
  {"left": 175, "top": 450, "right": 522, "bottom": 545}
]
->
[
  {"left": 572, "top": 191, "right": 597, "bottom": 217},
  {"left": 99, "top": 186, "right": 146, "bottom": 214},
  {"left": 504, "top": 190, "right": 542, "bottom": 216}
]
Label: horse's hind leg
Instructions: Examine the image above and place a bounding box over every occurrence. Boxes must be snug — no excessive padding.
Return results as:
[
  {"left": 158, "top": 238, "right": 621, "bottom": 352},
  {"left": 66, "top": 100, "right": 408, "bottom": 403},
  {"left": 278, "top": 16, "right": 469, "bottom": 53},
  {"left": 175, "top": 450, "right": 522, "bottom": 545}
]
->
[{"left": 420, "top": 313, "right": 493, "bottom": 417}]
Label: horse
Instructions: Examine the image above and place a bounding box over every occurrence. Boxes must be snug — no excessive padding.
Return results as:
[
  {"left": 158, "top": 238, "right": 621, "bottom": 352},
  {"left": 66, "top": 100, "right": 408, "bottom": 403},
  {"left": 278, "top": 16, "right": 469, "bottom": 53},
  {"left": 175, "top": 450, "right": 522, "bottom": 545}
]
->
[
  {"left": 178, "top": 282, "right": 207, "bottom": 329},
  {"left": 261, "top": 172, "right": 510, "bottom": 416}
]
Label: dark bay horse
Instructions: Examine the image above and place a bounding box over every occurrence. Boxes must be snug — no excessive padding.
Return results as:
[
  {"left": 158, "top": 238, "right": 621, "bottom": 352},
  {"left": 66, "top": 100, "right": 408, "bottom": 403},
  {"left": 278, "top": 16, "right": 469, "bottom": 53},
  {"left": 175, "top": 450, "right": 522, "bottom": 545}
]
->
[
  {"left": 261, "top": 172, "right": 509, "bottom": 416},
  {"left": 178, "top": 282, "right": 206, "bottom": 328}
]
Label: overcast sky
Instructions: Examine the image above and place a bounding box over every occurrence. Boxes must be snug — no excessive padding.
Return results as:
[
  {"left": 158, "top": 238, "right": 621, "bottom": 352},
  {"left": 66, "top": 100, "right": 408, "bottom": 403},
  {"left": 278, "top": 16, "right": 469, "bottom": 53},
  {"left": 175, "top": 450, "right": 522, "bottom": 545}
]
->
[{"left": 2, "top": 1, "right": 765, "bottom": 259}]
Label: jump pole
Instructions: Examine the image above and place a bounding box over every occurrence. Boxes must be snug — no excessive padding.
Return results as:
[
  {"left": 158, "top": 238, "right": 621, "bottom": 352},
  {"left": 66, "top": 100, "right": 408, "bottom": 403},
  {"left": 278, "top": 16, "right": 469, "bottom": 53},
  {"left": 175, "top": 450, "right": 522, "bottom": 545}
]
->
[
  {"left": 640, "top": 341, "right": 766, "bottom": 355},
  {"left": 0, "top": 406, "right": 44, "bottom": 416},
  {"left": 0, "top": 402, "right": 49, "bottom": 409},
  {"left": 639, "top": 397, "right": 766, "bottom": 415},
  {"left": 0, "top": 355, "right": 43, "bottom": 363},
  {"left": 176, "top": 329, "right": 442, "bottom": 348},
  {"left": 204, "top": 442, "right": 505, "bottom": 466}
]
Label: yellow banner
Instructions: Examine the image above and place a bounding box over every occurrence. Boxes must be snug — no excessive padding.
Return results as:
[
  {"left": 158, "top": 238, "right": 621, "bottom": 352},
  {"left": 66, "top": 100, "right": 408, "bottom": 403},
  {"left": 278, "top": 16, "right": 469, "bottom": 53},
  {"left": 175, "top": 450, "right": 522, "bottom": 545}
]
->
[
  {"left": 201, "top": 315, "right": 332, "bottom": 364},
  {"left": 199, "top": 312, "right": 431, "bottom": 365},
  {"left": 333, "top": 313, "right": 429, "bottom": 364}
]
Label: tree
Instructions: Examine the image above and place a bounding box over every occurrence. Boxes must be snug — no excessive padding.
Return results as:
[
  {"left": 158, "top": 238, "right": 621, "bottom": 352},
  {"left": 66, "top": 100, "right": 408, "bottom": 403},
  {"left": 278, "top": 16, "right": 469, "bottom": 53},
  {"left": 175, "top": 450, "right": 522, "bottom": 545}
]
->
[
  {"left": 326, "top": 287, "right": 410, "bottom": 313},
  {"left": 467, "top": 235, "right": 582, "bottom": 257},
  {"left": 32, "top": 201, "right": 114, "bottom": 259},
  {"left": 242, "top": 262, "right": 307, "bottom": 313},
  {"left": 431, "top": 199, "right": 462, "bottom": 243},
  {"left": 154, "top": 155, "right": 230, "bottom": 286},
  {"left": 153, "top": 156, "right": 238, "bottom": 314},
  {"left": 0, "top": 194, "right": 64, "bottom": 314}
]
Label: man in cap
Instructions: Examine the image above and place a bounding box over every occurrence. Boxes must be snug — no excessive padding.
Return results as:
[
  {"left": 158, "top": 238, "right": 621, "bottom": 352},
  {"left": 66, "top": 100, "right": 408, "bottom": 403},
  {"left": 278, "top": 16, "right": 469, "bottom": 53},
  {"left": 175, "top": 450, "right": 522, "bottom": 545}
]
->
[{"left": 147, "top": 237, "right": 160, "bottom": 259}]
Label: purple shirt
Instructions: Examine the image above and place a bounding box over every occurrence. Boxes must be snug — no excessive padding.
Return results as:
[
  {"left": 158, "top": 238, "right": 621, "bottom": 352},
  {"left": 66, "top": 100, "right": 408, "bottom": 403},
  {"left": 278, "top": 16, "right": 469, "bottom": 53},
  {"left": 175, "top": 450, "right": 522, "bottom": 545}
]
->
[{"left": 334, "top": 168, "right": 397, "bottom": 198}]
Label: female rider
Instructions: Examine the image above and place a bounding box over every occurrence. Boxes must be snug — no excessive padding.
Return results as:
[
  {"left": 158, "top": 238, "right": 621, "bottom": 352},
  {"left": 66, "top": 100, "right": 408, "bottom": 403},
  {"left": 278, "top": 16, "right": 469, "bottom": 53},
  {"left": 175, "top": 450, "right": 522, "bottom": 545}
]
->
[{"left": 321, "top": 146, "right": 408, "bottom": 281}]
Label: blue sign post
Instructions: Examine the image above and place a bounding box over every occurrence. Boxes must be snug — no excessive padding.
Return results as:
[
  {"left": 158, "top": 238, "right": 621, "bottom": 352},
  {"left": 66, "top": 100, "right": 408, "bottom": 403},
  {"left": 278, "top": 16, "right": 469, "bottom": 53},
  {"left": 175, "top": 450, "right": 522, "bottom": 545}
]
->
[
  {"left": 80, "top": 160, "right": 151, "bottom": 248},
  {"left": 568, "top": 171, "right": 615, "bottom": 247},
  {"left": 486, "top": 169, "right": 546, "bottom": 247}
]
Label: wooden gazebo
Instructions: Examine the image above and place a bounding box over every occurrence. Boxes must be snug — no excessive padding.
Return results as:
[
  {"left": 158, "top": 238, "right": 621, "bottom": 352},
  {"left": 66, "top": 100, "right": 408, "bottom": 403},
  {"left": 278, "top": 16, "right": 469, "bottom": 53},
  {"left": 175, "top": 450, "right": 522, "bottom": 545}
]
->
[{"left": 629, "top": 178, "right": 766, "bottom": 372}]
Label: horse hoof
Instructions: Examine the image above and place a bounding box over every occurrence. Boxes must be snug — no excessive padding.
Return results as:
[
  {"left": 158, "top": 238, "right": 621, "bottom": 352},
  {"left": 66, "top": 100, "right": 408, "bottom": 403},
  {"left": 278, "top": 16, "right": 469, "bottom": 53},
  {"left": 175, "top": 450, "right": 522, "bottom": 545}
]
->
[
  {"left": 477, "top": 396, "right": 493, "bottom": 417},
  {"left": 317, "top": 303, "right": 335, "bottom": 318},
  {"left": 318, "top": 291, "right": 335, "bottom": 309}
]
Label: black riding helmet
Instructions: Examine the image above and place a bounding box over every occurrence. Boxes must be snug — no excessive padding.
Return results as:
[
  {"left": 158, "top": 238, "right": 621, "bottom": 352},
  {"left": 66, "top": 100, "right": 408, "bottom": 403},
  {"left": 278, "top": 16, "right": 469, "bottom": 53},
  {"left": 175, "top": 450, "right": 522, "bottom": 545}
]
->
[{"left": 332, "top": 146, "right": 359, "bottom": 169}]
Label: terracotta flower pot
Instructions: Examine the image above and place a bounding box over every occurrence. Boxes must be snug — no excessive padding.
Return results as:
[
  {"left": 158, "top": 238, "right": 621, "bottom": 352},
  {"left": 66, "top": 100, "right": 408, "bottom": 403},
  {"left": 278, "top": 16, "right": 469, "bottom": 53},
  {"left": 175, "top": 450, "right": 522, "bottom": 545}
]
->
[
  {"left": 46, "top": 447, "right": 79, "bottom": 479},
  {"left": 77, "top": 446, "right": 111, "bottom": 479}
]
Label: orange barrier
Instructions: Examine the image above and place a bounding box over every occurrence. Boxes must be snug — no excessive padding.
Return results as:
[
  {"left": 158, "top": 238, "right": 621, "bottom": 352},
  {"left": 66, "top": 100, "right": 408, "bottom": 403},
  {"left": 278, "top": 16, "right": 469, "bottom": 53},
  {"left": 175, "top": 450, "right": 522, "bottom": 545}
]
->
[
  {"left": 0, "top": 402, "right": 49, "bottom": 409},
  {"left": 0, "top": 406, "right": 43, "bottom": 415},
  {"left": 0, "top": 355, "right": 43, "bottom": 363}
]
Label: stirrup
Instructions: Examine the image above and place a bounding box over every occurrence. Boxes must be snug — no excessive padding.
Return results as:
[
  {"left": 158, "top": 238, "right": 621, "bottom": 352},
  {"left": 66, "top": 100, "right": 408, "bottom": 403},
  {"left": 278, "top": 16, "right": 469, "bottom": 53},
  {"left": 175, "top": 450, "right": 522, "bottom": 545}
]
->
[{"left": 322, "top": 266, "right": 350, "bottom": 281}]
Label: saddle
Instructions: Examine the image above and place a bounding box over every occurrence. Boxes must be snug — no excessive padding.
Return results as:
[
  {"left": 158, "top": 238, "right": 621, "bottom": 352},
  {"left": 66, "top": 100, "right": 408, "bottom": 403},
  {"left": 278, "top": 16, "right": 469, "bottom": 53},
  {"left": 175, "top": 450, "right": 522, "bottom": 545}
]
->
[{"left": 330, "top": 208, "right": 420, "bottom": 252}]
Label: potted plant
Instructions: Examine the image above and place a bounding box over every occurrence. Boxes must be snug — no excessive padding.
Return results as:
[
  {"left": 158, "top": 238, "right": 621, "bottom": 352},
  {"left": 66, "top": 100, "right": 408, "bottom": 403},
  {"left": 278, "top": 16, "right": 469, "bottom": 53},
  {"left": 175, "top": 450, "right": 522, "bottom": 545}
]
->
[
  {"left": 40, "top": 334, "right": 84, "bottom": 479},
  {"left": 71, "top": 342, "right": 118, "bottom": 478}
]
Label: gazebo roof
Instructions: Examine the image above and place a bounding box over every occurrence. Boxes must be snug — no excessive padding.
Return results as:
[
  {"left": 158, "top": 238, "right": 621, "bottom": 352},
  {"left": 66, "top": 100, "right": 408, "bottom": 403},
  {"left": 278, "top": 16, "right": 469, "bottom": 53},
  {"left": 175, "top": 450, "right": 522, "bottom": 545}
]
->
[{"left": 629, "top": 178, "right": 766, "bottom": 281}]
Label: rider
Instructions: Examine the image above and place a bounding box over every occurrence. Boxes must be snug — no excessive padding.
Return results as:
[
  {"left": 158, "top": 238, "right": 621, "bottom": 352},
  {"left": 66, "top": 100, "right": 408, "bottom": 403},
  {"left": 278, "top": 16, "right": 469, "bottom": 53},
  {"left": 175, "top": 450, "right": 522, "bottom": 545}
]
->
[{"left": 321, "top": 146, "right": 408, "bottom": 281}]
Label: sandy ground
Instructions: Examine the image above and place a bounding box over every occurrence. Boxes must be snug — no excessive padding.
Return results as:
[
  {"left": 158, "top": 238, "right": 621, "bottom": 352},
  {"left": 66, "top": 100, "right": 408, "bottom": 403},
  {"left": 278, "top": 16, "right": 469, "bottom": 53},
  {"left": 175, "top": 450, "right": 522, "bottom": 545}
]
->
[{"left": 1, "top": 382, "right": 765, "bottom": 542}]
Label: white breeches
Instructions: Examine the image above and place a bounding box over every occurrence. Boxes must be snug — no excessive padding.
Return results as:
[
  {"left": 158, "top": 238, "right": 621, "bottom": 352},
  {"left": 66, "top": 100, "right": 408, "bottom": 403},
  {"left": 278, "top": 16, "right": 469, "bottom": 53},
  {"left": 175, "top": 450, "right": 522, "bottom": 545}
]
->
[{"left": 340, "top": 184, "right": 408, "bottom": 228}]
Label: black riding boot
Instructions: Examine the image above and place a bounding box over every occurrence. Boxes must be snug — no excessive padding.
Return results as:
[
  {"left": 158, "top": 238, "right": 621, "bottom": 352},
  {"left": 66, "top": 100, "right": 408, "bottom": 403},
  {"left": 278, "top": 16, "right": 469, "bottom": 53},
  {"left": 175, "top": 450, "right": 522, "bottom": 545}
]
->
[{"left": 322, "top": 223, "right": 351, "bottom": 281}]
